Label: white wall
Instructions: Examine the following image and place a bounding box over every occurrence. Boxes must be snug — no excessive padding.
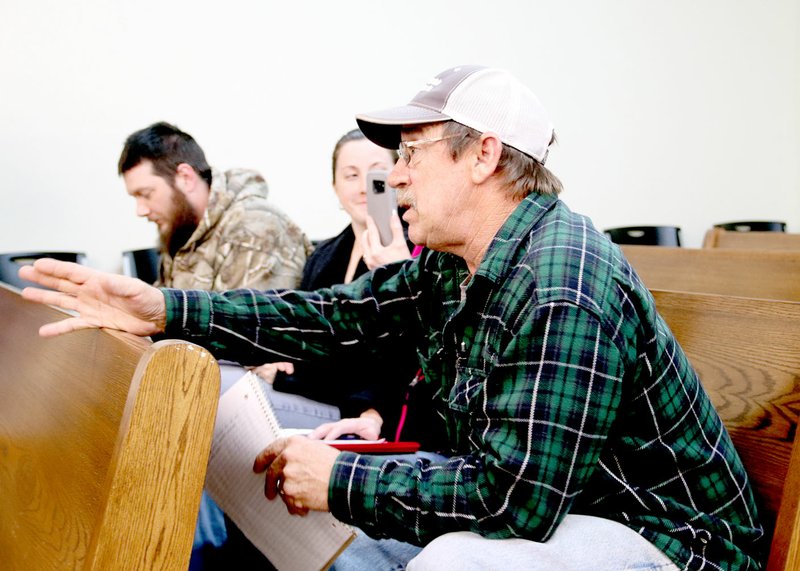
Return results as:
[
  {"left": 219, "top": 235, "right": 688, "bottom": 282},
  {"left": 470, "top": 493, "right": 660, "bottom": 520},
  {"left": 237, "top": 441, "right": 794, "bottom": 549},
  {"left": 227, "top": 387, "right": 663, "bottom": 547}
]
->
[{"left": 1, "top": 0, "right": 798, "bottom": 272}]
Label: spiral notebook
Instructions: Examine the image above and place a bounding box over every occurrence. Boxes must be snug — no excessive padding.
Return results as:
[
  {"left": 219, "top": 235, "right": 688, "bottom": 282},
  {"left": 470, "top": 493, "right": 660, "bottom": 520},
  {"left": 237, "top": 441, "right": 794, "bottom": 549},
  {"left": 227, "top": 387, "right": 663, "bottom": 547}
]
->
[{"left": 204, "top": 372, "right": 356, "bottom": 571}]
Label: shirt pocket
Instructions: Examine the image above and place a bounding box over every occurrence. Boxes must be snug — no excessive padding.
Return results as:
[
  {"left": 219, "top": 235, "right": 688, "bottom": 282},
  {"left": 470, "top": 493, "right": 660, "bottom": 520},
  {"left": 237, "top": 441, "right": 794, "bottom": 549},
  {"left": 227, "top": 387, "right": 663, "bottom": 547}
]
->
[
  {"left": 448, "top": 366, "right": 488, "bottom": 413},
  {"left": 448, "top": 367, "right": 486, "bottom": 409},
  {"left": 446, "top": 367, "right": 488, "bottom": 451}
]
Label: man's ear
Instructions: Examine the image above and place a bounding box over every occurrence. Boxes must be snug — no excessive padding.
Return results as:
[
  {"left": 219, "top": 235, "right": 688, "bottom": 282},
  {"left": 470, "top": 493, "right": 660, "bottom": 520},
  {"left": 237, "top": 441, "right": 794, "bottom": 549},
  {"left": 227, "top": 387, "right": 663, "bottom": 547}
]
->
[
  {"left": 471, "top": 132, "right": 503, "bottom": 184},
  {"left": 173, "top": 163, "right": 198, "bottom": 195}
]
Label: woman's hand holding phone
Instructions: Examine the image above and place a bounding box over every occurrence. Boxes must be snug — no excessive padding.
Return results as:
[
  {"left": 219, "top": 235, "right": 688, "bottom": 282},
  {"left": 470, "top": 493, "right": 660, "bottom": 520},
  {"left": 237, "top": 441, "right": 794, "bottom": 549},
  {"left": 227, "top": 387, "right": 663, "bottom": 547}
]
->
[{"left": 362, "top": 213, "right": 411, "bottom": 269}]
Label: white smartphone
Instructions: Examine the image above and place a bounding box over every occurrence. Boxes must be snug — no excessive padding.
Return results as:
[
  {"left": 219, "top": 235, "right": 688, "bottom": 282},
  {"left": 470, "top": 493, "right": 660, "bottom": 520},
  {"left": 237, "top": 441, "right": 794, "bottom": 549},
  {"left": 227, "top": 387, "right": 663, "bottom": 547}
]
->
[{"left": 366, "top": 170, "right": 397, "bottom": 246}]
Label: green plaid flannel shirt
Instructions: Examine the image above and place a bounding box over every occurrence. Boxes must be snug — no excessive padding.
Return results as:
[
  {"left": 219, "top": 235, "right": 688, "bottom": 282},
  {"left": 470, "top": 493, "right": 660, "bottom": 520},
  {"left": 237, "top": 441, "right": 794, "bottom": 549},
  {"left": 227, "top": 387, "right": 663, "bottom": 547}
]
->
[{"left": 163, "top": 193, "right": 762, "bottom": 570}]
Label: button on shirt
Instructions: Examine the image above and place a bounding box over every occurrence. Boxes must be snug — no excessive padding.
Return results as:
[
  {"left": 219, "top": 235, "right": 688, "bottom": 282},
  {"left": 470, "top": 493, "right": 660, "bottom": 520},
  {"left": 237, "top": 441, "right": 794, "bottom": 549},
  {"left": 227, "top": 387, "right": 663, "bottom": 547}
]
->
[{"left": 162, "top": 192, "right": 763, "bottom": 570}]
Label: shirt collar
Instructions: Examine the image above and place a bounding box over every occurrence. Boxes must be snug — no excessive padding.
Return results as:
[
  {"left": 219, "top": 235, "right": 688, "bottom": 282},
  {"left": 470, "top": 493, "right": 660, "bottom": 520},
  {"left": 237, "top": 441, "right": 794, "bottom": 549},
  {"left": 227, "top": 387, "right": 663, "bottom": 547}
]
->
[{"left": 473, "top": 192, "right": 560, "bottom": 284}]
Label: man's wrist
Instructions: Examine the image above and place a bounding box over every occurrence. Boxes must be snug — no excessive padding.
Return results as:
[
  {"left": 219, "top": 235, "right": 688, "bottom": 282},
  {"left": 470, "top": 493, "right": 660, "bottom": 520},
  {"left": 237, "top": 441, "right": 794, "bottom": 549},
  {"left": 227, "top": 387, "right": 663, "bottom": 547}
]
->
[
  {"left": 329, "top": 453, "right": 381, "bottom": 524},
  {"left": 160, "top": 288, "right": 212, "bottom": 338}
]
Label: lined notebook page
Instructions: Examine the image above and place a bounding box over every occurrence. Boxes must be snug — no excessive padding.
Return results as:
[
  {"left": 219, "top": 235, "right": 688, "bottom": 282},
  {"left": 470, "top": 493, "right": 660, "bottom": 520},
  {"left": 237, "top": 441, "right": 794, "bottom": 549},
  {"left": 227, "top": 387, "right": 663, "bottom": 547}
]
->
[{"left": 205, "top": 372, "right": 356, "bottom": 571}]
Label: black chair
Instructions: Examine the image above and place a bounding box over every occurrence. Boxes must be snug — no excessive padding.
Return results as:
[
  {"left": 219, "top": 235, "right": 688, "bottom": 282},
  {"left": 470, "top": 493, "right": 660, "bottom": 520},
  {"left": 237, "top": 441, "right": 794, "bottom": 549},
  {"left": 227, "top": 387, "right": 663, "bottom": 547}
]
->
[
  {"left": 0, "top": 251, "right": 87, "bottom": 290},
  {"left": 122, "top": 247, "right": 160, "bottom": 285},
  {"left": 714, "top": 221, "right": 787, "bottom": 233},
  {"left": 603, "top": 226, "right": 682, "bottom": 247}
]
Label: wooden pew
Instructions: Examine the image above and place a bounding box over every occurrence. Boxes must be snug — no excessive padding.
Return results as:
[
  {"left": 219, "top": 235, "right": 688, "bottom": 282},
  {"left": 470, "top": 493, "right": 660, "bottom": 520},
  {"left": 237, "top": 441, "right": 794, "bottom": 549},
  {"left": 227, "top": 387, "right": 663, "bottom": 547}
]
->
[
  {"left": 703, "top": 227, "right": 800, "bottom": 251},
  {"left": 651, "top": 289, "right": 800, "bottom": 570},
  {"left": 0, "top": 284, "right": 221, "bottom": 569},
  {"left": 621, "top": 245, "right": 800, "bottom": 301}
]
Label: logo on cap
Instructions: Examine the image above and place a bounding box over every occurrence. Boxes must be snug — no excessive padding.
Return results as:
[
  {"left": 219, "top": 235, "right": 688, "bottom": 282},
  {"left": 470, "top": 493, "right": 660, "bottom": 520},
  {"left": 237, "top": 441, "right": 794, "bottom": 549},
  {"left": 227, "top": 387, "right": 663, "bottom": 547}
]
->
[{"left": 421, "top": 76, "right": 442, "bottom": 92}]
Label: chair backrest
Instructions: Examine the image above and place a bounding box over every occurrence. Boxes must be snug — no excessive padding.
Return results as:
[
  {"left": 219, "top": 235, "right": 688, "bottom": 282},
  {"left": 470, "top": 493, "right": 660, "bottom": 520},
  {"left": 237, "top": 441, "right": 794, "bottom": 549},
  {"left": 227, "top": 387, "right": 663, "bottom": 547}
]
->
[
  {"left": 122, "top": 247, "right": 160, "bottom": 284},
  {"left": 0, "top": 284, "right": 221, "bottom": 569},
  {"left": 714, "top": 221, "right": 787, "bottom": 233},
  {"left": 0, "top": 251, "right": 87, "bottom": 290},
  {"left": 604, "top": 225, "right": 681, "bottom": 246},
  {"left": 651, "top": 289, "right": 800, "bottom": 570},
  {"left": 621, "top": 245, "right": 800, "bottom": 301},
  {"left": 703, "top": 228, "right": 800, "bottom": 251}
]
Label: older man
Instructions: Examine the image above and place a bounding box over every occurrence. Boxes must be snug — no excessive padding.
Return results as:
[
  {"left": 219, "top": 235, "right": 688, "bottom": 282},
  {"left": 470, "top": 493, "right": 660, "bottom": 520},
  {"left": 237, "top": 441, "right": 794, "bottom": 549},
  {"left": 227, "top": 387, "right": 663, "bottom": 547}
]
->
[{"left": 22, "top": 66, "right": 762, "bottom": 570}]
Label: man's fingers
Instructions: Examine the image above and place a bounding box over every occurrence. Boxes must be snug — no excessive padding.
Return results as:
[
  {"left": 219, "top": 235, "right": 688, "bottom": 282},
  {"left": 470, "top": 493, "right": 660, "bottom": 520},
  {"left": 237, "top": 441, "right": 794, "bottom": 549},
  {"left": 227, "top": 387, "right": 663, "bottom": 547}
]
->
[
  {"left": 253, "top": 439, "right": 289, "bottom": 500},
  {"left": 266, "top": 454, "right": 288, "bottom": 501},
  {"left": 286, "top": 500, "right": 310, "bottom": 517},
  {"left": 20, "top": 287, "right": 95, "bottom": 337},
  {"left": 39, "top": 318, "right": 92, "bottom": 338},
  {"left": 33, "top": 258, "right": 90, "bottom": 283},
  {"left": 21, "top": 286, "right": 77, "bottom": 308},
  {"left": 19, "top": 270, "right": 79, "bottom": 297},
  {"left": 253, "top": 439, "right": 282, "bottom": 473},
  {"left": 19, "top": 259, "right": 89, "bottom": 291}
]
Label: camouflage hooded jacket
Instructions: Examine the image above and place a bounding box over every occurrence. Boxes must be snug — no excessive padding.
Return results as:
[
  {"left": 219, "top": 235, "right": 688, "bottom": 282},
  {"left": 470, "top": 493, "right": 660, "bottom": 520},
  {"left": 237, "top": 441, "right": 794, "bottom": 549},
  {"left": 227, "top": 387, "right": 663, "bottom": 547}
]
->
[{"left": 159, "top": 168, "right": 311, "bottom": 291}]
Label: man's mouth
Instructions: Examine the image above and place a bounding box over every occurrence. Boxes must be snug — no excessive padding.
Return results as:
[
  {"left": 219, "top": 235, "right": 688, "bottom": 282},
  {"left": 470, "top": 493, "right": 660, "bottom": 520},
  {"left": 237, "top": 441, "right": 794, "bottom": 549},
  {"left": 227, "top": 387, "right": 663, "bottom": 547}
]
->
[{"left": 397, "top": 191, "right": 414, "bottom": 211}]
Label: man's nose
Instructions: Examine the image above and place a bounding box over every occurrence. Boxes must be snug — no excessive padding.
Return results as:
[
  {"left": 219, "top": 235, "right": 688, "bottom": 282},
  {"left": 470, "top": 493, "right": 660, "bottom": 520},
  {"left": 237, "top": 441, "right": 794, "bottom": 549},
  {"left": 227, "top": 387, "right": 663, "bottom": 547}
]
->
[
  {"left": 135, "top": 199, "right": 149, "bottom": 217},
  {"left": 388, "top": 160, "right": 407, "bottom": 189}
]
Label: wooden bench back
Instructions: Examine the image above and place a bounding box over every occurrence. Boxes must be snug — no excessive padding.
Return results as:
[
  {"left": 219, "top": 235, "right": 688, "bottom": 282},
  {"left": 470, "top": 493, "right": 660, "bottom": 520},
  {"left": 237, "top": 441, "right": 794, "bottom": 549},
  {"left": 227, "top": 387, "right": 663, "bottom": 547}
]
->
[
  {"left": 0, "top": 285, "right": 220, "bottom": 569},
  {"left": 650, "top": 289, "right": 800, "bottom": 570},
  {"left": 621, "top": 245, "right": 800, "bottom": 301},
  {"left": 703, "top": 228, "right": 800, "bottom": 251}
]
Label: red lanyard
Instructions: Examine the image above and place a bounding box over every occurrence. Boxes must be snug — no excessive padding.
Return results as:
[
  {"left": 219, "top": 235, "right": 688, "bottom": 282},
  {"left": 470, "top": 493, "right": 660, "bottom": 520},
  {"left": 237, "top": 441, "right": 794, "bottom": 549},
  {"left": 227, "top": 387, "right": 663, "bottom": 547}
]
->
[{"left": 394, "top": 369, "right": 424, "bottom": 442}]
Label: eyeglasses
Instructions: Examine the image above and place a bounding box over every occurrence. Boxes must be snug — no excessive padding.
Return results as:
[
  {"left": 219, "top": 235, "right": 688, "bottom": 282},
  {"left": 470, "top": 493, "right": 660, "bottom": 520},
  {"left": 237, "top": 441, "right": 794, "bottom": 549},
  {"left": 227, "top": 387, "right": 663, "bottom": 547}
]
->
[{"left": 397, "top": 135, "right": 458, "bottom": 165}]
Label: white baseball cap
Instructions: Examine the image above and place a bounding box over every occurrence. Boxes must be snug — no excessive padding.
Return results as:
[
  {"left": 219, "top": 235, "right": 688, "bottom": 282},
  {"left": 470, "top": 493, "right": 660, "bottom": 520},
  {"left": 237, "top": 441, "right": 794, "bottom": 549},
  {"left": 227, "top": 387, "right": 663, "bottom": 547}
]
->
[{"left": 356, "top": 65, "right": 554, "bottom": 163}]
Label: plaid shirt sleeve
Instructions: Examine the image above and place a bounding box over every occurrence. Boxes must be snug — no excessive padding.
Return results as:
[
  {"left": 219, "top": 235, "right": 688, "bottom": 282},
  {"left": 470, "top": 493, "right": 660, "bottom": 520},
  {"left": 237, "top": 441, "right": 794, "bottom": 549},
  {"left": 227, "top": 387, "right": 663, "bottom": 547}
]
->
[
  {"left": 328, "top": 299, "right": 625, "bottom": 545},
  {"left": 159, "top": 261, "right": 422, "bottom": 365}
]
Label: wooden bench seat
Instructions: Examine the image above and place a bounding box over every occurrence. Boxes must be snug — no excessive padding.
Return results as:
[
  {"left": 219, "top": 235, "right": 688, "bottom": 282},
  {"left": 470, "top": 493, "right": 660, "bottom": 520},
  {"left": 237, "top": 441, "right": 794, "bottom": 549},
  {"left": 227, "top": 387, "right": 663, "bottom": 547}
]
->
[
  {"left": 651, "top": 289, "right": 800, "bottom": 570},
  {"left": 0, "top": 284, "right": 221, "bottom": 569},
  {"left": 621, "top": 245, "right": 800, "bottom": 301},
  {"left": 703, "top": 228, "right": 800, "bottom": 251}
]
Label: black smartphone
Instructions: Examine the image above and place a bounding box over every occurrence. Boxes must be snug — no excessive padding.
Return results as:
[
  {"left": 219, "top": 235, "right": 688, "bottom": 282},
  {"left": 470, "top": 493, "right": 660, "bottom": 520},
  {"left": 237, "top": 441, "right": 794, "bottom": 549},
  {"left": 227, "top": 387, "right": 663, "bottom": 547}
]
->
[{"left": 366, "top": 170, "right": 397, "bottom": 246}]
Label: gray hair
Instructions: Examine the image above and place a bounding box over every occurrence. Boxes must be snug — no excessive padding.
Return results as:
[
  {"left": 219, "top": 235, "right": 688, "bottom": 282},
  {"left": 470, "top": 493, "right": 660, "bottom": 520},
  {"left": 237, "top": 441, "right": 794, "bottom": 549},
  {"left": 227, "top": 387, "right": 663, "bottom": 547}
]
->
[{"left": 442, "top": 121, "right": 562, "bottom": 199}]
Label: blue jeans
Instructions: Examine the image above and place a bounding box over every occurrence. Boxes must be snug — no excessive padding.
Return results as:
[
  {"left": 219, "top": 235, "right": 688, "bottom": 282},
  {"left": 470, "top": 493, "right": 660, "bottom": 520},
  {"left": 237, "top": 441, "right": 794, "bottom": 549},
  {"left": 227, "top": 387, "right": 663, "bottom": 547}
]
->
[{"left": 329, "top": 531, "right": 423, "bottom": 571}]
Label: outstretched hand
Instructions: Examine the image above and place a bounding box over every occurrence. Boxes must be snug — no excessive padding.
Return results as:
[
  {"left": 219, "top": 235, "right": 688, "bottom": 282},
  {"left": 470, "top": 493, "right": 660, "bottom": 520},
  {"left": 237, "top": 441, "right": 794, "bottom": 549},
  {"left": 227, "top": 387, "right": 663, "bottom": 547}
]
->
[
  {"left": 18, "top": 258, "right": 167, "bottom": 338},
  {"left": 362, "top": 211, "right": 412, "bottom": 270}
]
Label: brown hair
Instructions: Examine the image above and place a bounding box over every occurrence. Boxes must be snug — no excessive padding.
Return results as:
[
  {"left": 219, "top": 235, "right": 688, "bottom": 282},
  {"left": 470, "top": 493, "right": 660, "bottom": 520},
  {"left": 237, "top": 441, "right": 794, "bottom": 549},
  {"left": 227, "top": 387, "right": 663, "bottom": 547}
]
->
[
  {"left": 118, "top": 121, "right": 212, "bottom": 187},
  {"left": 331, "top": 128, "right": 398, "bottom": 183}
]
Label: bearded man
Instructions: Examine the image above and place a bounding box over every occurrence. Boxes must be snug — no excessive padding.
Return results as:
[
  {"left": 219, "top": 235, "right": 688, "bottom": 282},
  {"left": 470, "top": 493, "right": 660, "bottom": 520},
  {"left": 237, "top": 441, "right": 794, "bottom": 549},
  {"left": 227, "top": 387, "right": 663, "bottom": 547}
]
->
[
  {"left": 118, "top": 121, "right": 313, "bottom": 567},
  {"left": 118, "top": 121, "right": 310, "bottom": 290}
]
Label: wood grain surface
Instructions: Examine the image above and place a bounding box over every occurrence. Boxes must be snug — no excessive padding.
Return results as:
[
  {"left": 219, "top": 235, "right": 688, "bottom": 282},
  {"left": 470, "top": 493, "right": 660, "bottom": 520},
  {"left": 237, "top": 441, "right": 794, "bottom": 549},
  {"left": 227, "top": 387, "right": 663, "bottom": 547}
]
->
[
  {"left": 702, "top": 228, "right": 800, "bottom": 251},
  {"left": 622, "top": 245, "right": 800, "bottom": 301},
  {"left": 0, "top": 284, "right": 220, "bottom": 569}
]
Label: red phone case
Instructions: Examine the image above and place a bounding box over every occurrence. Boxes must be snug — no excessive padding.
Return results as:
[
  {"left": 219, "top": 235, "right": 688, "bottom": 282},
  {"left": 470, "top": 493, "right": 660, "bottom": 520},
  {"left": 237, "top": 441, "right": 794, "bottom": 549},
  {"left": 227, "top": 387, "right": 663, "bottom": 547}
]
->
[{"left": 327, "top": 441, "right": 421, "bottom": 454}]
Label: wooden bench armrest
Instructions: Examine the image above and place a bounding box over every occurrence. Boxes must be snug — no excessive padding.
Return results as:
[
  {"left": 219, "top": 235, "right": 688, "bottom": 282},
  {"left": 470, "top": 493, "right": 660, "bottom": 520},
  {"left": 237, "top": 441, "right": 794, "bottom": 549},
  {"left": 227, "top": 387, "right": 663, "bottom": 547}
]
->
[
  {"left": 87, "top": 339, "right": 220, "bottom": 569},
  {"left": 0, "top": 284, "right": 220, "bottom": 569},
  {"left": 768, "top": 432, "right": 800, "bottom": 570}
]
